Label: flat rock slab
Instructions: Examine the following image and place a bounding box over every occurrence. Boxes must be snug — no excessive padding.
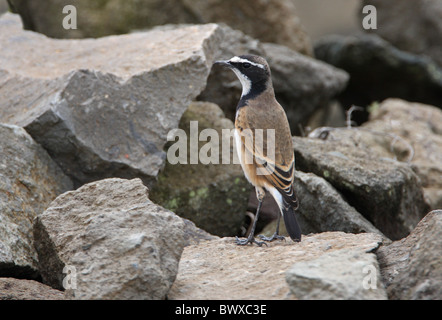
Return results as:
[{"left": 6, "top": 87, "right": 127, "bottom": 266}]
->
[
  {"left": 0, "top": 13, "right": 221, "bottom": 187},
  {"left": 168, "top": 232, "right": 383, "bottom": 300}
]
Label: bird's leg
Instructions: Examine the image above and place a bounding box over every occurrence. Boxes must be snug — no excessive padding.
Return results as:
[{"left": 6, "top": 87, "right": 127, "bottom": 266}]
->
[
  {"left": 258, "top": 213, "right": 286, "bottom": 242},
  {"left": 236, "top": 188, "right": 267, "bottom": 247}
]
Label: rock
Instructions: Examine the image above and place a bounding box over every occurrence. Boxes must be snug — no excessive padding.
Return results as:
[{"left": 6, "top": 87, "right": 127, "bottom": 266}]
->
[
  {"left": 314, "top": 34, "right": 442, "bottom": 116},
  {"left": 262, "top": 170, "right": 386, "bottom": 238},
  {"left": 361, "top": 0, "right": 442, "bottom": 68},
  {"left": 150, "top": 102, "right": 250, "bottom": 237},
  {"left": 7, "top": 0, "right": 312, "bottom": 55},
  {"left": 292, "top": 133, "right": 429, "bottom": 240},
  {"left": 263, "top": 43, "right": 349, "bottom": 133},
  {"left": 0, "top": 278, "right": 64, "bottom": 300},
  {"left": 365, "top": 99, "right": 442, "bottom": 210},
  {"left": 286, "top": 248, "right": 387, "bottom": 300},
  {"left": 180, "top": 0, "right": 312, "bottom": 55},
  {"left": 377, "top": 210, "right": 442, "bottom": 300},
  {"left": 33, "top": 178, "right": 186, "bottom": 300},
  {"left": 199, "top": 25, "right": 349, "bottom": 134},
  {"left": 0, "top": 123, "right": 72, "bottom": 279},
  {"left": 168, "top": 232, "right": 384, "bottom": 300},
  {"left": 0, "top": 13, "right": 221, "bottom": 187}
]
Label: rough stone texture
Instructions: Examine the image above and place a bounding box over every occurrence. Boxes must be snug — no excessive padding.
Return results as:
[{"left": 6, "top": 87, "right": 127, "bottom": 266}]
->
[
  {"left": 362, "top": 0, "right": 442, "bottom": 67},
  {"left": 286, "top": 249, "right": 387, "bottom": 300},
  {"left": 377, "top": 210, "right": 442, "bottom": 300},
  {"left": 7, "top": 0, "right": 312, "bottom": 55},
  {"left": 0, "top": 278, "right": 64, "bottom": 300},
  {"left": 150, "top": 102, "right": 249, "bottom": 237},
  {"left": 168, "top": 232, "right": 383, "bottom": 300},
  {"left": 199, "top": 28, "right": 349, "bottom": 134},
  {"left": 365, "top": 99, "right": 442, "bottom": 210},
  {"left": 0, "top": 123, "right": 72, "bottom": 279},
  {"left": 180, "top": 0, "right": 312, "bottom": 55},
  {"left": 292, "top": 134, "right": 429, "bottom": 240},
  {"left": 0, "top": 13, "right": 221, "bottom": 187},
  {"left": 314, "top": 34, "right": 442, "bottom": 117},
  {"left": 261, "top": 171, "right": 385, "bottom": 239},
  {"left": 33, "top": 178, "right": 186, "bottom": 300}
]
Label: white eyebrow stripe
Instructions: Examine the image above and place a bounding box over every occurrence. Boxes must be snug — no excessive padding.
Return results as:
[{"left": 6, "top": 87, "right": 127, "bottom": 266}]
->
[{"left": 229, "top": 56, "right": 265, "bottom": 69}]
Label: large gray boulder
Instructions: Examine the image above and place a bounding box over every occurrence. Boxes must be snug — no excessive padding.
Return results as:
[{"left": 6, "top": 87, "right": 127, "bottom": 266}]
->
[
  {"left": 362, "top": 0, "right": 442, "bottom": 68},
  {"left": 33, "top": 178, "right": 186, "bottom": 300},
  {"left": 0, "top": 13, "right": 221, "bottom": 187},
  {"left": 314, "top": 34, "right": 442, "bottom": 112},
  {"left": 0, "top": 123, "right": 72, "bottom": 279},
  {"left": 292, "top": 132, "right": 429, "bottom": 240}
]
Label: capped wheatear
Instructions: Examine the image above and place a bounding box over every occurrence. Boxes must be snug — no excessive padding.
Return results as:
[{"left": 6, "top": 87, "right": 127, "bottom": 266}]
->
[{"left": 214, "top": 55, "right": 301, "bottom": 246}]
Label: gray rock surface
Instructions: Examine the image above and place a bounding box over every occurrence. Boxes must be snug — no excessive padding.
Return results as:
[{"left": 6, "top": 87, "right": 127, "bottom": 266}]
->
[
  {"left": 286, "top": 248, "right": 387, "bottom": 300},
  {"left": 0, "top": 123, "right": 72, "bottom": 279},
  {"left": 365, "top": 99, "right": 442, "bottom": 210},
  {"left": 0, "top": 277, "right": 64, "bottom": 300},
  {"left": 314, "top": 34, "right": 442, "bottom": 112},
  {"left": 150, "top": 102, "right": 250, "bottom": 237},
  {"left": 262, "top": 171, "right": 385, "bottom": 238},
  {"left": 377, "top": 210, "right": 442, "bottom": 300},
  {"left": 292, "top": 134, "right": 429, "bottom": 240},
  {"left": 0, "top": 13, "right": 221, "bottom": 187},
  {"left": 34, "top": 178, "right": 186, "bottom": 300},
  {"left": 362, "top": 0, "right": 442, "bottom": 67},
  {"left": 168, "top": 232, "right": 384, "bottom": 300}
]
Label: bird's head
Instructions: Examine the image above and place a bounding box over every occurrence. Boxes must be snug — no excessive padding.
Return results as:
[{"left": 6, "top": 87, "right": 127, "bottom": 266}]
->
[{"left": 214, "top": 55, "right": 272, "bottom": 99}]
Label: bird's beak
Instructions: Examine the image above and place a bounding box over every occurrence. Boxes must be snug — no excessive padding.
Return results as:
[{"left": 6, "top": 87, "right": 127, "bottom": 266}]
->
[{"left": 213, "top": 60, "right": 233, "bottom": 68}]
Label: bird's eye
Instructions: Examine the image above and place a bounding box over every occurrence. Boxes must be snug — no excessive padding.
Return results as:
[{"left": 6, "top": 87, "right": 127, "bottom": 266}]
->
[{"left": 243, "top": 63, "right": 251, "bottom": 69}]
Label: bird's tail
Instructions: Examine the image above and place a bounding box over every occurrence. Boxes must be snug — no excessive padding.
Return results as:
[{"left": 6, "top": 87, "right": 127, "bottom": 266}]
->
[{"left": 282, "top": 199, "right": 302, "bottom": 242}]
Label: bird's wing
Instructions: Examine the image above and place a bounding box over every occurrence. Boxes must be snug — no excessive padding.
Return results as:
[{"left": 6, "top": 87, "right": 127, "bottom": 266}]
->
[{"left": 238, "top": 108, "right": 298, "bottom": 209}]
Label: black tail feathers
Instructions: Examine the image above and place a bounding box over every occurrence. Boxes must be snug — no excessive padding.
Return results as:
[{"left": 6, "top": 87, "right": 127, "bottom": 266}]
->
[{"left": 282, "top": 199, "right": 302, "bottom": 242}]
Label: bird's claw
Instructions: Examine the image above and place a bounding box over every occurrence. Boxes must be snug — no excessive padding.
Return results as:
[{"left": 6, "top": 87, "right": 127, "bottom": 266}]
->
[{"left": 235, "top": 236, "right": 267, "bottom": 247}]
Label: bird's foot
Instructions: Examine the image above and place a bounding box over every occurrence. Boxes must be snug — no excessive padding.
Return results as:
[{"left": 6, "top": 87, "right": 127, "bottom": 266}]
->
[
  {"left": 258, "top": 233, "right": 286, "bottom": 242},
  {"left": 235, "top": 236, "right": 267, "bottom": 247}
]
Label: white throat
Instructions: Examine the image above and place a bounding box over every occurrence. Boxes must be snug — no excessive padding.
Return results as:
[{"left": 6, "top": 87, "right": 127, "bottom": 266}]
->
[{"left": 232, "top": 69, "right": 251, "bottom": 98}]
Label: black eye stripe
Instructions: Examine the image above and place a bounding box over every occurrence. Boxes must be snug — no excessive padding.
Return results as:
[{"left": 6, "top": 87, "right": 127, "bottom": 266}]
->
[{"left": 243, "top": 63, "right": 251, "bottom": 68}]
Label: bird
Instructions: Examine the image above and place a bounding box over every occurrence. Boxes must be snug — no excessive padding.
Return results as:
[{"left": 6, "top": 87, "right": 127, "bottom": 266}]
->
[{"left": 214, "top": 55, "right": 301, "bottom": 246}]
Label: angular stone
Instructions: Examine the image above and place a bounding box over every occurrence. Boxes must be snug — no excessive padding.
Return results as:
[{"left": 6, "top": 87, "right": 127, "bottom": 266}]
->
[
  {"left": 0, "top": 123, "right": 72, "bottom": 279},
  {"left": 0, "top": 13, "right": 221, "bottom": 187},
  {"left": 33, "top": 178, "right": 186, "bottom": 300},
  {"left": 292, "top": 134, "right": 429, "bottom": 240},
  {"left": 286, "top": 248, "right": 387, "bottom": 300}
]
